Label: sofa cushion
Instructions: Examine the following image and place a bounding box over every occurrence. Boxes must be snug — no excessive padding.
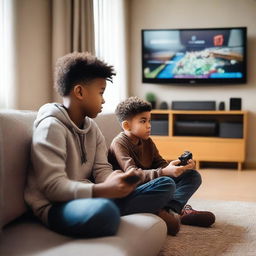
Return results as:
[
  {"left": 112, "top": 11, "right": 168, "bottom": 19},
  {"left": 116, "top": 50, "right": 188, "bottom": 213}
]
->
[
  {"left": 94, "top": 113, "right": 122, "bottom": 148},
  {"left": 0, "top": 213, "right": 166, "bottom": 256},
  {"left": 0, "top": 110, "right": 37, "bottom": 228}
]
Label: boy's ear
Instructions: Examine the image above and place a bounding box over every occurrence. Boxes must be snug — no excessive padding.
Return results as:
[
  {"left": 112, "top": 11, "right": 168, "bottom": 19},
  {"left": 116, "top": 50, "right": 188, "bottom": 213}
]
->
[
  {"left": 73, "top": 84, "right": 85, "bottom": 100},
  {"left": 121, "top": 120, "right": 131, "bottom": 131}
]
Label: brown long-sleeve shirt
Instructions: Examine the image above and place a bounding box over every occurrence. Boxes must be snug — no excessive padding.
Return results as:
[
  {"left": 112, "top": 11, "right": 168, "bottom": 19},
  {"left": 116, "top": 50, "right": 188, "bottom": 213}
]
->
[{"left": 108, "top": 132, "right": 169, "bottom": 183}]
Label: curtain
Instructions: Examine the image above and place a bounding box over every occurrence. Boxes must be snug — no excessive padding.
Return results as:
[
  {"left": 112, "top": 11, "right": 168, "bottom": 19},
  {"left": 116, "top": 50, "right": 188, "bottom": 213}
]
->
[
  {"left": 52, "top": 0, "right": 128, "bottom": 109},
  {"left": 52, "top": 0, "right": 95, "bottom": 101},
  {"left": 93, "top": 0, "right": 128, "bottom": 113},
  {"left": 1, "top": 0, "right": 127, "bottom": 109}
]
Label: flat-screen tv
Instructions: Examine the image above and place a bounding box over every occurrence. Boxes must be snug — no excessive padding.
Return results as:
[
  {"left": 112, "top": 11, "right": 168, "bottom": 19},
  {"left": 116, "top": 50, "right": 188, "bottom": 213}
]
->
[{"left": 142, "top": 27, "right": 247, "bottom": 84}]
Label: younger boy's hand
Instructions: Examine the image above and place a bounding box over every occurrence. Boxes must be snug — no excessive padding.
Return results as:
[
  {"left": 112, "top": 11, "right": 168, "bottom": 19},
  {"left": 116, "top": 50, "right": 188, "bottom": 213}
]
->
[
  {"left": 93, "top": 169, "right": 140, "bottom": 199},
  {"left": 161, "top": 159, "right": 196, "bottom": 178},
  {"left": 185, "top": 159, "right": 196, "bottom": 169}
]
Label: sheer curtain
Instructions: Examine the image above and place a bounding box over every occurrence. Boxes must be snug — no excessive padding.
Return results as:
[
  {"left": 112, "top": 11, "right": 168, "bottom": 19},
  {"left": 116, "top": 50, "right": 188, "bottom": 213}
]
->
[
  {"left": 0, "top": 0, "right": 16, "bottom": 109},
  {"left": 93, "top": 0, "right": 128, "bottom": 113}
]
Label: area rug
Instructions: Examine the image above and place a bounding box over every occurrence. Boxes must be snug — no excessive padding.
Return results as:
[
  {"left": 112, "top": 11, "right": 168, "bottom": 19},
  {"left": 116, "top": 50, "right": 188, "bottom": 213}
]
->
[{"left": 158, "top": 199, "right": 256, "bottom": 256}]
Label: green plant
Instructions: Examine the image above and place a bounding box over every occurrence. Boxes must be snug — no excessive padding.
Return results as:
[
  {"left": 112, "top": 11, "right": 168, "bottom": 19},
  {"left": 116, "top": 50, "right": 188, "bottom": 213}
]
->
[{"left": 145, "top": 92, "right": 156, "bottom": 102}]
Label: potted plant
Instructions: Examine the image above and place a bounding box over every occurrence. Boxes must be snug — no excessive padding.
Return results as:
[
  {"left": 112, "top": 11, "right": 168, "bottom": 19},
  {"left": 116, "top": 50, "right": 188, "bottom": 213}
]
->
[{"left": 146, "top": 92, "right": 157, "bottom": 109}]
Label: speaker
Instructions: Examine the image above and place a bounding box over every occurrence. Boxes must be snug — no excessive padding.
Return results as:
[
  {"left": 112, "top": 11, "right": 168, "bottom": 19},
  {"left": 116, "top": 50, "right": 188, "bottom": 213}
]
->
[
  {"left": 171, "top": 101, "right": 216, "bottom": 110},
  {"left": 160, "top": 101, "right": 168, "bottom": 109},
  {"left": 219, "top": 101, "right": 225, "bottom": 110},
  {"left": 230, "top": 98, "right": 241, "bottom": 110}
]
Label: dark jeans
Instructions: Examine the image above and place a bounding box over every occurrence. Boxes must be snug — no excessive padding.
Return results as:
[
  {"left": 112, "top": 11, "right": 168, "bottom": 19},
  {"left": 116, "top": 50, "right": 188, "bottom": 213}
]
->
[
  {"left": 48, "top": 171, "right": 201, "bottom": 238},
  {"left": 166, "top": 169, "right": 202, "bottom": 214}
]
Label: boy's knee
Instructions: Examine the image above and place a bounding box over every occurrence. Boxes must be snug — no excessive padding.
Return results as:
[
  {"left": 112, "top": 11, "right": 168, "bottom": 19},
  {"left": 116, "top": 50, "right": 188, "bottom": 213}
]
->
[
  {"left": 87, "top": 199, "right": 120, "bottom": 237},
  {"left": 155, "top": 176, "right": 176, "bottom": 193},
  {"left": 187, "top": 169, "right": 202, "bottom": 187},
  {"left": 95, "top": 199, "right": 120, "bottom": 220},
  {"left": 193, "top": 170, "right": 202, "bottom": 185}
]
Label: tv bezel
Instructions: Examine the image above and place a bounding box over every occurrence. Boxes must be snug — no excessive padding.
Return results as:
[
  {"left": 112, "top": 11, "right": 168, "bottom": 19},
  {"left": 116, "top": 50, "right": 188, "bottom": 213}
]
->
[{"left": 141, "top": 27, "right": 247, "bottom": 85}]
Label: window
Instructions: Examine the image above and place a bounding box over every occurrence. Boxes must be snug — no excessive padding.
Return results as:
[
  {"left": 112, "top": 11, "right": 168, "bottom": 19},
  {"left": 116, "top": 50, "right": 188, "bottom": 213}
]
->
[{"left": 0, "top": 0, "right": 16, "bottom": 109}]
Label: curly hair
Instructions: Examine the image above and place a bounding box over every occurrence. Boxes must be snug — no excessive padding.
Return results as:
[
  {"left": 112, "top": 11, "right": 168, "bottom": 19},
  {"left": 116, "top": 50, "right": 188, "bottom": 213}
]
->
[
  {"left": 54, "top": 52, "right": 116, "bottom": 96},
  {"left": 115, "top": 96, "right": 152, "bottom": 122}
]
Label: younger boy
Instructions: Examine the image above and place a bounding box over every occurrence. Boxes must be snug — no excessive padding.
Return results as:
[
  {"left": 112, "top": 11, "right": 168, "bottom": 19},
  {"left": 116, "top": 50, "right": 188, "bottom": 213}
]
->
[
  {"left": 108, "top": 96, "right": 215, "bottom": 231},
  {"left": 24, "top": 52, "right": 180, "bottom": 238}
]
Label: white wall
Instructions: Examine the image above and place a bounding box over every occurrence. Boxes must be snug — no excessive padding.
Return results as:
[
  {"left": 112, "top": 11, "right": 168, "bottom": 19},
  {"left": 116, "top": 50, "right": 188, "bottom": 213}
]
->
[{"left": 129, "top": 0, "right": 256, "bottom": 167}]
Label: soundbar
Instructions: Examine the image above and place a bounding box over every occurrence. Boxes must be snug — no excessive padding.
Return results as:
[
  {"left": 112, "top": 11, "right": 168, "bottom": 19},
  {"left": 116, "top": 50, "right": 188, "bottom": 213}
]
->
[{"left": 171, "top": 101, "right": 216, "bottom": 110}]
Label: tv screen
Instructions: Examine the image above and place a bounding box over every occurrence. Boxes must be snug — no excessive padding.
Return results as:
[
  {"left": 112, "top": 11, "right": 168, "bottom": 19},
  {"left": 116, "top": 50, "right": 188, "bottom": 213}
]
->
[{"left": 142, "top": 27, "right": 247, "bottom": 84}]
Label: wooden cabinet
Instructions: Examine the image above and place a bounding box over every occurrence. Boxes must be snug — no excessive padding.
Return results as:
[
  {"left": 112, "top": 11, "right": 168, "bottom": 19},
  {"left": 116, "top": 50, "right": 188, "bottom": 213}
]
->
[{"left": 150, "top": 110, "right": 248, "bottom": 170}]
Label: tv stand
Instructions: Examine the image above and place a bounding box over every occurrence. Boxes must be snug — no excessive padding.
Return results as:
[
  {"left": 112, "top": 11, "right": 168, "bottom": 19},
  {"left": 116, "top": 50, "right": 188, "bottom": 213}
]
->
[{"left": 150, "top": 110, "right": 248, "bottom": 171}]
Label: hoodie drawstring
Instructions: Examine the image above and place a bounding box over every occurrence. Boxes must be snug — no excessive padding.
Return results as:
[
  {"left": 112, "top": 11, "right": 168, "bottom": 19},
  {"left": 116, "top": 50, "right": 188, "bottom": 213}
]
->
[{"left": 74, "top": 132, "right": 87, "bottom": 164}]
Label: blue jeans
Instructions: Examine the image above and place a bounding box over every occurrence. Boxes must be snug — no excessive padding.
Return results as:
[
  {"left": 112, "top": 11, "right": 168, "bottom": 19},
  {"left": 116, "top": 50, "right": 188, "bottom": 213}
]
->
[
  {"left": 166, "top": 169, "right": 202, "bottom": 214},
  {"left": 48, "top": 176, "right": 175, "bottom": 238}
]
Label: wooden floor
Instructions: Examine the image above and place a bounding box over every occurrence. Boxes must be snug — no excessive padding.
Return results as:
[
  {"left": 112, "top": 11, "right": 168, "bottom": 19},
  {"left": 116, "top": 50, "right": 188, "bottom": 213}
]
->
[{"left": 193, "top": 169, "right": 256, "bottom": 202}]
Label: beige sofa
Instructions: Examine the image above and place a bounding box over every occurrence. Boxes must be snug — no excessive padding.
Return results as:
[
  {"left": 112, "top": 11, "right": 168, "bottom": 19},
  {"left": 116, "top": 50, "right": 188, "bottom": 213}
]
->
[{"left": 0, "top": 110, "right": 167, "bottom": 256}]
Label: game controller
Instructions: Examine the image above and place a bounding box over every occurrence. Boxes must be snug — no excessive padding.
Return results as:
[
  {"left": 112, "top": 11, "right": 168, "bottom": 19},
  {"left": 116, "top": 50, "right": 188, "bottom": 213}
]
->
[
  {"left": 123, "top": 174, "right": 141, "bottom": 184},
  {"left": 178, "top": 151, "right": 193, "bottom": 166}
]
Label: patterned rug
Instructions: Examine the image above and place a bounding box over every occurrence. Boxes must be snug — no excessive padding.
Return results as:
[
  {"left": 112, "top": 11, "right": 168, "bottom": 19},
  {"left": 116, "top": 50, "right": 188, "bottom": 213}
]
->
[{"left": 159, "top": 199, "right": 256, "bottom": 256}]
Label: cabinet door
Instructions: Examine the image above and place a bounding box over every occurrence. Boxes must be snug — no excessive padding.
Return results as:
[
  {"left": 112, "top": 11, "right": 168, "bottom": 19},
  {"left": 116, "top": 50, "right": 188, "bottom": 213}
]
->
[{"left": 152, "top": 138, "right": 245, "bottom": 162}]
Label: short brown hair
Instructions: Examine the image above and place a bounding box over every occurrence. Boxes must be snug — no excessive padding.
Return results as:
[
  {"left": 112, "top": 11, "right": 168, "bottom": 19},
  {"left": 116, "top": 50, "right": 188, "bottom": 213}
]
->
[
  {"left": 115, "top": 96, "right": 152, "bottom": 122},
  {"left": 54, "top": 52, "right": 116, "bottom": 96}
]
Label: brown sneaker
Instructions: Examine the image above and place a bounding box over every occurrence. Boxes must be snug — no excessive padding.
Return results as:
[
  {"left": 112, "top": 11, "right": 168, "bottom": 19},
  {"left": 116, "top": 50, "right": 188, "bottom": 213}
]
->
[
  {"left": 180, "top": 205, "right": 215, "bottom": 227},
  {"left": 158, "top": 209, "right": 180, "bottom": 236}
]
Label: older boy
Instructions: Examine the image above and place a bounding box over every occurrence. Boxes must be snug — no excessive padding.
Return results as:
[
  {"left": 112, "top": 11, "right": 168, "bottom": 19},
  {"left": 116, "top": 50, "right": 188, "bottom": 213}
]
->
[
  {"left": 109, "top": 96, "right": 215, "bottom": 228},
  {"left": 24, "top": 52, "right": 179, "bottom": 238}
]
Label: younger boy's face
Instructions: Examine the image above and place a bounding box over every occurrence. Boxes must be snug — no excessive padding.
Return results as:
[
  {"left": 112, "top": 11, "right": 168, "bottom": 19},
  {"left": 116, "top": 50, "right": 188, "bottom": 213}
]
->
[
  {"left": 127, "top": 111, "right": 151, "bottom": 140},
  {"left": 82, "top": 78, "right": 106, "bottom": 118}
]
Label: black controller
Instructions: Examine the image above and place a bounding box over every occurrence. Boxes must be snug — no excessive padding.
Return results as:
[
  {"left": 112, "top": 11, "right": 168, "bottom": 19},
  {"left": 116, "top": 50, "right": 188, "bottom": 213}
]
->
[
  {"left": 123, "top": 174, "right": 141, "bottom": 184},
  {"left": 178, "top": 151, "right": 193, "bottom": 166}
]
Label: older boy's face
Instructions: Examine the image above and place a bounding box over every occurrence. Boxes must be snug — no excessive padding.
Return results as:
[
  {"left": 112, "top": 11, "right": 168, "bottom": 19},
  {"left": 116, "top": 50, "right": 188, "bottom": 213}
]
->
[
  {"left": 82, "top": 78, "right": 106, "bottom": 118},
  {"left": 128, "top": 111, "right": 151, "bottom": 140}
]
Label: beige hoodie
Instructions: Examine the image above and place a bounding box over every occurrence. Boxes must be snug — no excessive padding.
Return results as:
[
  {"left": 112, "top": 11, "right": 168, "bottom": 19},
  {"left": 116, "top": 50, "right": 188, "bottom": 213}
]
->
[{"left": 24, "top": 103, "right": 113, "bottom": 225}]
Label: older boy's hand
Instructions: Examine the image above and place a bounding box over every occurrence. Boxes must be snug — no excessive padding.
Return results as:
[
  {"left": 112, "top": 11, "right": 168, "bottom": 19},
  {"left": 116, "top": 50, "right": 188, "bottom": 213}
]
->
[
  {"left": 161, "top": 159, "right": 196, "bottom": 178},
  {"left": 92, "top": 169, "right": 140, "bottom": 198}
]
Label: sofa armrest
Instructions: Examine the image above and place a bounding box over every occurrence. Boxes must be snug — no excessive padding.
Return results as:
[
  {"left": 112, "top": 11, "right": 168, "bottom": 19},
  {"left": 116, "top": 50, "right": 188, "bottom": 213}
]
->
[{"left": 0, "top": 110, "right": 37, "bottom": 228}]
